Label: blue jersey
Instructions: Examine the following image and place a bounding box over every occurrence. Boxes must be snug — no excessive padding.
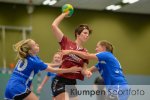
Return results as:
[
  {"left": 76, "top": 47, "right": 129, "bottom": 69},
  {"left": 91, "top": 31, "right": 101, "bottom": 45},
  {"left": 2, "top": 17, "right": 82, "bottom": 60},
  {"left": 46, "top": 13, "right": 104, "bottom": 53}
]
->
[
  {"left": 5, "top": 55, "right": 47, "bottom": 99},
  {"left": 47, "top": 72, "right": 56, "bottom": 81},
  {"left": 95, "top": 51, "right": 127, "bottom": 85}
]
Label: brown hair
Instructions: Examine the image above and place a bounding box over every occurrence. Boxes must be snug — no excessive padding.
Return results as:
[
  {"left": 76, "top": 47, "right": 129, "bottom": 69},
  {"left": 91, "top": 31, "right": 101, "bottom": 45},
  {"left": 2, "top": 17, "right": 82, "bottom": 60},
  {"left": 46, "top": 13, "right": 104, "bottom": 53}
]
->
[
  {"left": 13, "top": 39, "right": 33, "bottom": 59},
  {"left": 98, "top": 40, "right": 113, "bottom": 53},
  {"left": 74, "top": 24, "right": 92, "bottom": 38}
]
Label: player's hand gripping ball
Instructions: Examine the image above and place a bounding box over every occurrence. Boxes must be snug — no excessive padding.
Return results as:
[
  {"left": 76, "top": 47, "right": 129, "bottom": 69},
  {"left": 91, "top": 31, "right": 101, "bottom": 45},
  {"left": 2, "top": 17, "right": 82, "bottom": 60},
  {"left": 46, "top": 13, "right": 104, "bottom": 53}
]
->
[{"left": 62, "top": 4, "right": 74, "bottom": 17}]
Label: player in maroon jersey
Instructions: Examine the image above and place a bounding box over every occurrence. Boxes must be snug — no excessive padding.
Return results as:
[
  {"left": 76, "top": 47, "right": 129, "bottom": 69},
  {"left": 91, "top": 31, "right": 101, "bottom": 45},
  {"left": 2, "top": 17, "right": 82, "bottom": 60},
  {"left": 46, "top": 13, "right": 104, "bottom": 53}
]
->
[{"left": 51, "top": 12, "right": 92, "bottom": 100}]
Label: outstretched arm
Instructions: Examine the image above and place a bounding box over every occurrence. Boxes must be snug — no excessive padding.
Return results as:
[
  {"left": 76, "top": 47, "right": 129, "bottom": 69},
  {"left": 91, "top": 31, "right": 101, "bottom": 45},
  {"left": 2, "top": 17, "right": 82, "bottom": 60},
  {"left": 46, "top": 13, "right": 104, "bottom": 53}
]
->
[
  {"left": 81, "top": 63, "right": 92, "bottom": 79},
  {"left": 45, "top": 63, "right": 61, "bottom": 67},
  {"left": 45, "top": 65, "right": 82, "bottom": 74},
  {"left": 61, "top": 50, "right": 98, "bottom": 60},
  {"left": 51, "top": 12, "right": 69, "bottom": 42},
  {"left": 89, "top": 66, "right": 98, "bottom": 73}
]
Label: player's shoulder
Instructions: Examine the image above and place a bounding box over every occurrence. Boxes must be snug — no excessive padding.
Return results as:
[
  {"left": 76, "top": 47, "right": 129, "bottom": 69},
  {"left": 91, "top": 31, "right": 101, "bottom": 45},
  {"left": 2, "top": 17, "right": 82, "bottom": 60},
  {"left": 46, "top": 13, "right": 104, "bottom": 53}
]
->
[
  {"left": 96, "top": 51, "right": 112, "bottom": 59},
  {"left": 61, "top": 35, "right": 74, "bottom": 44},
  {"left": 100, "top": 51, "right": 112, "bottom": 55},
  {"left": 27, "top": 55, "right": 43, "bottom": 65}
]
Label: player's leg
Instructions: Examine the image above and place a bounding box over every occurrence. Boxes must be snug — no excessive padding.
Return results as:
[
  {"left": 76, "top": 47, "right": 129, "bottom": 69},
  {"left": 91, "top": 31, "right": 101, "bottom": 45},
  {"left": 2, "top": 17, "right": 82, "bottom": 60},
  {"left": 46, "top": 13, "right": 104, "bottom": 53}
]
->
[
  {"left": 51, "top": 76, "right": 66, "bottom": 100},
  {"left": 69, "top": 96, "right": 78, "bottom": 100},
  {"left": 13, "top": 88, "right": 38, "bottom": 100},
  {"left": 24, "top": 92, "right": 38, "bottom": 100},
  {"left": 55, "top": 92, "right": 69, "bottom": 100}
]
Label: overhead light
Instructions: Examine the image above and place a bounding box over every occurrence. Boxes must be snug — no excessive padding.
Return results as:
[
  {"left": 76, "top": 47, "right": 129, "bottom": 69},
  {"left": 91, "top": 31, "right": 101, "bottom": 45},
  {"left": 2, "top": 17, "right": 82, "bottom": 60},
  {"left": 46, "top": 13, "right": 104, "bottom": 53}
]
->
[
  {"left": 49, "top": 0, "right": 57, "bottom": 5},
  {"left": 122, "top": 0, "right": 139, "bottom": 4},
  {"left": 113, "top": 5, "right": 121, "bottom": 10},
  {"left": 43, "top": 0, "right": 57, "bottom": 5},
  {"left": 43, "top": 0, "right": 48, "bottom": 5},
  {"left": 106, "top": 5, "right": 115, "bottom": 10},
  {"left": 106, "top": 5, "right": 121, "bottom": 11}
]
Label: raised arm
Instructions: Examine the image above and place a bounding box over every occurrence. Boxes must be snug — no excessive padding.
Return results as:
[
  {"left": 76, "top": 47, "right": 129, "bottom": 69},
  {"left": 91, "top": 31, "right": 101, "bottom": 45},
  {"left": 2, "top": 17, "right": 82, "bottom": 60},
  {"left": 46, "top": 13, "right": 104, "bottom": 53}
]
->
[
  {"left": 61, "top": 50, "right": 98, "bottom": 60},
  {"left": 51, "top": 12, "right": 69, "bottom": 42}
]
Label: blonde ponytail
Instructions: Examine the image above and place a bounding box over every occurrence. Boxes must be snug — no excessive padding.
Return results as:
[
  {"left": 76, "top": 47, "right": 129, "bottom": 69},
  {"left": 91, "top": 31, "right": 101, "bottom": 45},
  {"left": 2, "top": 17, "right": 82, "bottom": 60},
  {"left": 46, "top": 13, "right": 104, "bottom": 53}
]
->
[{"left": 13, "top": 39, "right": 32, "bottom": 59}]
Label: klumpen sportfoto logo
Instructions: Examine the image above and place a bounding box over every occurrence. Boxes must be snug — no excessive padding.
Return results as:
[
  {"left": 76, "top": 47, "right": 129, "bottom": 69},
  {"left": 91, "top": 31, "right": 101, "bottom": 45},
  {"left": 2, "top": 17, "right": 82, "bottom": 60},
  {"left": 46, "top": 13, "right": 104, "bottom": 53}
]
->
[{"left": 65, "top": 85, "right": 150, "bottom": 100}]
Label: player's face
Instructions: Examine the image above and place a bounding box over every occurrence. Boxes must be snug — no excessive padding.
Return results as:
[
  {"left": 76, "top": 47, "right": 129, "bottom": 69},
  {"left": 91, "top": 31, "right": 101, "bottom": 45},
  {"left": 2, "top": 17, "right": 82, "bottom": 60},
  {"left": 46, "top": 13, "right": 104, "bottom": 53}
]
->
[
  {"left": 53, "top": 54, "right": 62, "bottom": 63},
  {"left": 77, "top": 29, "right": 90, "bottom": 43},
  {"left": 95, "top": 44, "right": 105, "bottom": 53},
  {"left": 29, "top": 40, "right": 39, "bottom": 55}
]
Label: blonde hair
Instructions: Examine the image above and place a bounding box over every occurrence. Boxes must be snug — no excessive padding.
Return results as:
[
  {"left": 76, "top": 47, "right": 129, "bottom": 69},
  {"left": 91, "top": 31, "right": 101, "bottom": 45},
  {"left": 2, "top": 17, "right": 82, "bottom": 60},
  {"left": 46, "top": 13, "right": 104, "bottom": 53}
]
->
[
  {"left": 98, "top": 40, "right": 113, "bottom": 53},
  {"left": 13, "top": 39, "right": 33, "bottom": 59}
]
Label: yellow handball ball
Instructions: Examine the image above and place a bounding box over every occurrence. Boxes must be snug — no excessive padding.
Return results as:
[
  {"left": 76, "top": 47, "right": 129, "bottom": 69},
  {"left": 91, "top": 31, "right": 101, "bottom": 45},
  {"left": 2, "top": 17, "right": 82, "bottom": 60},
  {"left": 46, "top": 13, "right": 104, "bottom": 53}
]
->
[{"left": 61, "top": 4, "right": 74, "bottom": 17}]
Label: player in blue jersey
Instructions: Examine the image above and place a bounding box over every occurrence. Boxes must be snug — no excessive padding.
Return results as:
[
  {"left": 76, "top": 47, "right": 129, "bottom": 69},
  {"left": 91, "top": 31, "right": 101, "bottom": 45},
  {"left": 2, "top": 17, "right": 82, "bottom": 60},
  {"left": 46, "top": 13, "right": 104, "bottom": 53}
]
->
[
  {"left": 4, "top": 39, "right": 82, "bottom": 100},
  {"left": 61, "top": 40, "right": 129, "bottom": 100},
  {"left": 37, "top": 52, "right": 62, "bottom": 100}
]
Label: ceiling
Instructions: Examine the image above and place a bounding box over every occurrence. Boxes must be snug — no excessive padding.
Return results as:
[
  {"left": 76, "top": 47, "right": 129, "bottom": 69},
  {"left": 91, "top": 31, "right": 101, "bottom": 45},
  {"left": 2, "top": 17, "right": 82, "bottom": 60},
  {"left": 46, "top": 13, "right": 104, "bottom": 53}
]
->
[{"left": 0, "top": 0, "right": 150, "bottom": 15}]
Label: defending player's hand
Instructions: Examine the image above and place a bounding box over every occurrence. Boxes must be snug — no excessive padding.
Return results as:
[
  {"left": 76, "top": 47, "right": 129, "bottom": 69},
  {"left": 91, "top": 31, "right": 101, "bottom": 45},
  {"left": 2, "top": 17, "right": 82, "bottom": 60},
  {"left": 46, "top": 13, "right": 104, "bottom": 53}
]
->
[{"left": 82, "top": 70, "right": 92, "bottom": 79}]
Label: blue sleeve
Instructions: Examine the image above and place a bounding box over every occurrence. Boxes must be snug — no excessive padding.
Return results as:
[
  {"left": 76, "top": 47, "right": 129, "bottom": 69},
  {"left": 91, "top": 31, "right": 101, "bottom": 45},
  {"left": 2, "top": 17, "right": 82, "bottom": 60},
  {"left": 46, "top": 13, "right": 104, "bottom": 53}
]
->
[
  {"left": 95, "top": 63, "right": 102, "bottom": 71},
  {"left": 95, "top": 63, "right": 99, "bottom": 69},
  {"left": 37, "top": 61, "right": 48, "bottom": 71},
  {"left": 47, "top": 72, "right": 51, "bottom": 76},
  {"left": 96, "top": 52, "right": 107, "bottom": 61},
  {"left": 35, "top": 56, "right": 48, "bottom": 71}
]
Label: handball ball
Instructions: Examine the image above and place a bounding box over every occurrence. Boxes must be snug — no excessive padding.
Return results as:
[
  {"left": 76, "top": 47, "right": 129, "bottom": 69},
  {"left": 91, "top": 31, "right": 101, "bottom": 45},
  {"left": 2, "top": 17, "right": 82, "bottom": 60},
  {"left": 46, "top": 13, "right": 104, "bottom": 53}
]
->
[{"left": 62, "top": 4, "right": 74, "bottom": 17}]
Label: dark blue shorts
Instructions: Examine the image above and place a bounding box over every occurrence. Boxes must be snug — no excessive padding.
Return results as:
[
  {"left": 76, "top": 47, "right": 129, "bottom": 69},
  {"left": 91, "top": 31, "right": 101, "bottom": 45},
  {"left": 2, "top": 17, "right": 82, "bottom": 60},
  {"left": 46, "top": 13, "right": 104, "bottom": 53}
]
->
[{"left": 4, "top": 79, "right": 31, "bottom": 100}]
